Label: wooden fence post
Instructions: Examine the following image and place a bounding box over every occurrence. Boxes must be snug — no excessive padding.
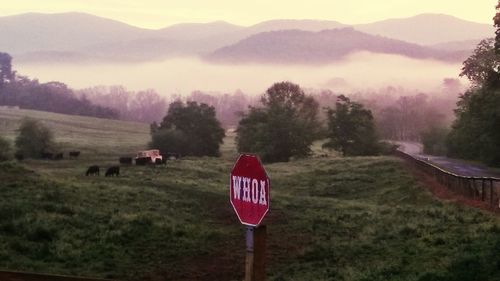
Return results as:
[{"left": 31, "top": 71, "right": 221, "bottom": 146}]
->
[
  {"left": 245, "top": 225, "right": 267, "bottom": 281},
  {"left": 491, "top": 179, "right": 494, "bottom": 207},
  {"left": 482, "top": 179, "right": 485, "bottom": 202}
]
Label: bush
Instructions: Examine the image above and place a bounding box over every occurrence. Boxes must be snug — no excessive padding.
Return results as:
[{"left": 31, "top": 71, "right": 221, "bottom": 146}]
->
[
  {"left": 422, "top": 127, "right": 449, "bottom": 156},
  {"left": 154, "top": 101, "right": 225, "bottom": 157},
  {"left": 236, "top": 81, "right": 321, "bottom": 162},
  {"left": 0, "top": 136, "right": 12, "bottom": 161},
  {"left": 150, "top": 129, "right": 190, "bottom": 157},
  {"left": 15, "top": 118, "right": 55, "bottom": 158},
  {"left": 324, "top": 95, "right": 380, "bottom": 156},
  {"left": 378, "top": 141, "right": 399, "bottom": 155}
]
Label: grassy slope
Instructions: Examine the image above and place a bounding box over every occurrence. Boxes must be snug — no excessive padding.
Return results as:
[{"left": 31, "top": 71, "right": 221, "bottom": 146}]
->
[
  {"left": 0, "top": 108, "right": 149, "bottom": 157},
  {"left": 1, "top": 108, "right": 500, "bottom": 281}
]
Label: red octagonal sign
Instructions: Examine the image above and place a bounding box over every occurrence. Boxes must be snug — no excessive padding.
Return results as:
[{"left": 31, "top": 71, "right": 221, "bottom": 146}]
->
[{"left": 230, "top": 154, "right": 270, "bottom": 226}]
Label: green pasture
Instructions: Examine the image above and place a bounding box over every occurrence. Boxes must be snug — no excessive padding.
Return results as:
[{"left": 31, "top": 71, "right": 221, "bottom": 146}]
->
[{"left": 0, "top": 108, "right": 499, "bottom": 281}]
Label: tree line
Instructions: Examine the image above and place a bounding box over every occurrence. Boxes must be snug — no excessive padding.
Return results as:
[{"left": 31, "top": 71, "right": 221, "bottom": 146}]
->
[
  {"left": 148, "top": 76, "right": 468, "bottom": 163},
  {"left": 77, "top": 86, "right": 258, "bottom": 126},
  {"left": 0, "top": 53, "right": 119, "bottom": 119},
  {"left": 416, "top": 1, "right": 500, "bottom": 166},
  {"left": 151, "top": 81, "right": 384, "bottom": 162},
  {"left": 446, "top": 2, "right": 500, "bottom": 165}
]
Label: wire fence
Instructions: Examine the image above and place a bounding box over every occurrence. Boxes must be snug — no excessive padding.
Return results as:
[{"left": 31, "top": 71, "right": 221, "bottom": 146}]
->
[{"left": 395, "top": 150, "right": 500, "bottom": 210}]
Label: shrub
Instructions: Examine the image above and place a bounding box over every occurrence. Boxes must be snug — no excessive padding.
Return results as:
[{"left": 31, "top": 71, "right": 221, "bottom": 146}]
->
[
  {"left": 153, "top": 101, "right": 225, "bottom": 157},
  {"left": 150, "top": 129, "right": 190, "bottom": 157},
  {"left": 324, "top": 95, "right": 380, "bottom": 156},
  {"left": 15, "top": 118, "right": 55, "bottom": 158},
  {"left": 422, "top": 126, "right": 449, "bottom": 156},
  {"left": 378, "top": 141, "right": 399, "bottom": 155},
  {"left": 236, "top": 81, "right": 321, "bottom": 162},
  {"left": 0, "top": 136, "right": 12, "bottom": 161}
]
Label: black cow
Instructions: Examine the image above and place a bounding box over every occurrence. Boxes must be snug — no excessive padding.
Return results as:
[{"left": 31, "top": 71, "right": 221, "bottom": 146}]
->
[
  {"left": 86, "top": 165, "right": 100, "bottom": 176},
  {"left": 69, "top": 151, "right": 80, "bottom": 158},
  {"left": 155, "top": 158, "right": 167, "bottom": 166},
  {"left": 164, "top": 152, "right": 181, "bottom": 160},
  {"left": 41, "top": 152, "right": 53, "bottom": 159},
  {"left": 54, "top": 153, "right": 63, "bottom": 160},
  {"left": 105, "top": 166, "right": 120, "bottom": 177},
  {"left": 135, "top": 157, "right": 152, "bottom": 165},
  {"left": 119, "top": 157, "right": 133, "bottom": 164},
  {"left": 14, "top": 152, "right": 24, "bottom": 161}
]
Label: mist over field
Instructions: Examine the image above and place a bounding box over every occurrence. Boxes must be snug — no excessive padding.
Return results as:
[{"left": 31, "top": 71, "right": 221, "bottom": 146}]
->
[
  {"left": 4, "top": 2, "right": 500, "bottom": 280},
  {"left": 15, "top": 52, "right": 463, "bottom": 95}
]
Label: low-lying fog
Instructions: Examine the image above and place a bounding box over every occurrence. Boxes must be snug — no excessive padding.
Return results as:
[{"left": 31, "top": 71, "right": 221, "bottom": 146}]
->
[{"left": 15, "top": 52, "right": 464, "bottom": 95}]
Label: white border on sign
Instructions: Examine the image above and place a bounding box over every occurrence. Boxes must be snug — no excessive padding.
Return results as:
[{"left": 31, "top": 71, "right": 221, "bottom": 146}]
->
[{"left": 229, "top": 153, "right": 271, "bottom": 227}]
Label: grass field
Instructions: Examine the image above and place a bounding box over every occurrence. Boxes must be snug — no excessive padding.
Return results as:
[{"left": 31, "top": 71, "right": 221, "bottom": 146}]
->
[{"left": 1, "top": 108, "right": 500, "bottom": 281}]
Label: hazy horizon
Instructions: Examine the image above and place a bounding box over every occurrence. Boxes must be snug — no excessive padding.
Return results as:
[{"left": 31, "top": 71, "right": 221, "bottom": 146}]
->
[
  {"left": 14, "top": 52, "right": 464, "bottom": 96},
  {"left": 0, "top": 11, "right": 493, "bottom": 30},
  {"left": 1, "top": 3, "right": 483, "bottom": 97},
  {"left": 0, "top": 0, "right": 495, "bottom": 28}
]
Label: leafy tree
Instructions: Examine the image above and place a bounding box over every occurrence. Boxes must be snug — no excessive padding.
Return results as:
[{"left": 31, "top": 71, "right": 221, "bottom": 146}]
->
[
  {"left": 0, "top": 136, "right": 12, "bottom": 161},
  {"left": 152, "top": 101, "right": 225, "bottom": 157},
  {"left": 0, "top": 52, "right": 13, "bottom": 89},
  {"left": 15, "top": 118, "right": 55, "bottom": 158},
  {"left": 447, "top": 86, "right": 500, "bottom": 164},
  {"left": 236, "top": 81, "right": 321, "bottom": 162},
  {"left": 323, "top": 95, "right": 379, "bottom": 156},
  {"left": 460, "top": 39, "right": 498, "bottom": 87},
  {"left": 0, "top": 54, "right": 118, "bottom": 119},
  {"left": 495, "top": 1, "right": 500, "bottom": 54},
  {"left": 422, "top": 126, "right": 449, "bottom": 156},
  {"left": 150, "top": 129, "right": 190, "bottom": 157},
  {"left": 447, "top": 2, "right": 500, "bottom": 166}
]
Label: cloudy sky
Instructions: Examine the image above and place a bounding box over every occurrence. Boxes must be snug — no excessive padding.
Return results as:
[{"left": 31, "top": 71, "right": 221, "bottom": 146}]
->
[{"left": 0, "top": 0, "right": 497, "bottom": 28}]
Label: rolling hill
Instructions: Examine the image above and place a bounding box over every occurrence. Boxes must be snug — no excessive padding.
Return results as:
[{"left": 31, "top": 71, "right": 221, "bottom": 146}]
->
[
  {"left": 0, "top": 107, "right": 149, "bottom": 153},
  {"left": 207, "top": 28, "right": 460, "bottom": 64},
  {"left": 1, "top": 107, "right": 500, "bottom": 280},
  {"left": 0, "top": 12, "right": 491, "bottom": 63},
  {"left": 355, "top": 13, "right": 493, "bottom": 45},
  {"left": 0, "top": 12, "right": 152, "bottom": 55},
  {"left": 249, "top": 19, "right": 347, "bottom": 33},
  {"left": 430, "top": 39, "right": 484, "bottom": 51},
  {"left": 156, "top": 21, "right": 244, "bottom": 40}
]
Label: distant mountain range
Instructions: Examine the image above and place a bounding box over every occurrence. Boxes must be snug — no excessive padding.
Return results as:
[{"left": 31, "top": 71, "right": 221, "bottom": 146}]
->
[
  {"left": 354, "top": 14, "right": 492, "bottom": 45},
  {"left": 207, "top": 28, "right": 464, "bottom": 64},
  {"left": 0, "top": 12, "right": 493, "bottom": 64}
]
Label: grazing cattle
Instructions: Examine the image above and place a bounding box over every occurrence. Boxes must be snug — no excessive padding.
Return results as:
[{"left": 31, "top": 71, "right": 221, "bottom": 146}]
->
[
  {"left": 41, "top": 152, "right": 53, "bottom": 159},
  {"left": 155, "top": 158, "right": 167, "bottom": 165},
  {"left": 14, "top": 152, "right": 24, "bottom": 161},
  {"left": 69, "top": 151, "right": 80, "bottom": 158},
  {"left": 86, "top": 165, "right": 100, "bottom": 176},
  {"left": 135, "top": 157, "right": 152, "bottom": 166},
  {"left": 164, "top": 152, "right": 181, "bottom": 160},
  {"left": 54, "top": 153, "right": 64, "bottom": 160},
  {"left": 119, "top": 157, "right": 133, "bottom": 164},
  {"left": 105, "top": 166, "right": 120, "bottom": 177}
]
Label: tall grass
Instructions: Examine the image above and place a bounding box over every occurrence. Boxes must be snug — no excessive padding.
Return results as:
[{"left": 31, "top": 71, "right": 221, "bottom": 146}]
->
[{"left": 1, "top": 108, "right": 499, "bottom": 280}]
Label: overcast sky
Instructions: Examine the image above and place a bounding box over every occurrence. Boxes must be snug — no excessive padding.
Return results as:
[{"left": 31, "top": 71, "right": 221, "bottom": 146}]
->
[{"left": 0, "top": 0, "right": 497, "bottom": 28}]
